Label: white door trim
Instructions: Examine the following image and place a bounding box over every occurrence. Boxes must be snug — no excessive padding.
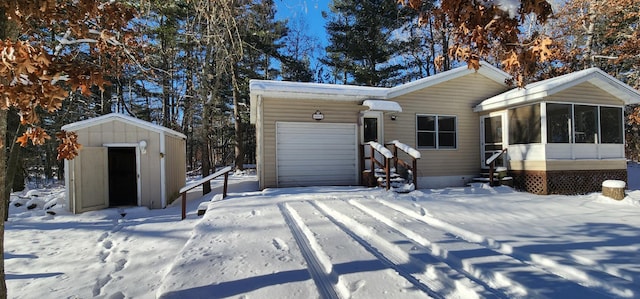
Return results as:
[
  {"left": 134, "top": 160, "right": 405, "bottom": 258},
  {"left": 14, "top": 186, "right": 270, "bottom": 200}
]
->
[{"left": 103, "top": 143, "right": 142, "bottom": 206}]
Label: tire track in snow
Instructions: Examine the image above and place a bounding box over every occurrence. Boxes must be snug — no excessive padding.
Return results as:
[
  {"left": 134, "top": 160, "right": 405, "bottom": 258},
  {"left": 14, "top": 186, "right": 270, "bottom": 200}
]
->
[
  {"left": 346, "top": 199, "right": 513, "bottom": 299},
  {"left": 378, "top": 199, "right": 638, "bottom": 298},
  {"left": 288, "top": 200, "right": 435, "bottom": 298},
  {"left": 278, "top": 203, "right": 347, "bottom": 299},
  {"left": 311, "top": 200, "right": 491, "bottom": 299}
]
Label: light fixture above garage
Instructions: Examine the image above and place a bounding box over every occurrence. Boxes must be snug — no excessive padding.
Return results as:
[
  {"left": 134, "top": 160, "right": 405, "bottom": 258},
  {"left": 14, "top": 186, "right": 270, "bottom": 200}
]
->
[{"left": 312, "top": 110, "right": 324, "bottom": 121}]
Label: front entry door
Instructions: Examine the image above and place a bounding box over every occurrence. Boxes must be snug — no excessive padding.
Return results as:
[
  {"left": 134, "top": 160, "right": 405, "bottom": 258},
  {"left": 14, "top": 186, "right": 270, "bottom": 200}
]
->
[
  {"left": 361, "top": 111, "right": 383, "bottom": 170},
  {"left": 108, "top": 147, "right": 138, "bottom": 206},
  {"left": 481, "top": 113, "right": 507, "bottom": 169}
]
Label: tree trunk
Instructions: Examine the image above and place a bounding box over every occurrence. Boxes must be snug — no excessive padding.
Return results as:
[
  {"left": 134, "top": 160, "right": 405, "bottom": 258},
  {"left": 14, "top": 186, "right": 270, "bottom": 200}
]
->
[
  {"left": 0, "top": 109, "right": 9, "bottom": 299},
  {"left": 0, "top": 8, "right": 10, "bottom": 297},
  {"left": 232, "top": 68, "right": 244, "bottom": 171},
  {"left": 201, "top": 102, "right": 212, "bottom": 194},
  {"left": 584, "top": 1, "right": 597, "bottom": 69}
]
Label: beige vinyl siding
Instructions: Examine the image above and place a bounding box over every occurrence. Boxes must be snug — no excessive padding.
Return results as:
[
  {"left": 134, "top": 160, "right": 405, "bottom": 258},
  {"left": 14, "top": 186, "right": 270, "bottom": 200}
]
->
[
  {"left": 386, "top": 73, "right": 509, "bottom": 177},
  {"left": 545, "top": 82, "right": 625, "bottom": 105},
  {"left": 261, "top": 98, "right": 363, "bottom": 188},
  {"left": 165, "top": 135, "right": 187, "bottom": 205}
]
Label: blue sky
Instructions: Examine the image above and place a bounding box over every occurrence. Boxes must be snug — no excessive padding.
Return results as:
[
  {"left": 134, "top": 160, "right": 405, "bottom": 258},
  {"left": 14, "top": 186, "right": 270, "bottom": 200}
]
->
[{"left": 274, "top": 0, "right": 331, "bottom": 46}]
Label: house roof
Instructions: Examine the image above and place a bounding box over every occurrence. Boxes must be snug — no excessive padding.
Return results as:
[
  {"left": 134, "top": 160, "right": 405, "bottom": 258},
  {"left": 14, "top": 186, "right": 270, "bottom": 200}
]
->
[
  {"left": 250, "top": 62, "right": 511, "bottom": 123},
  {"left": 62, "top": 113, "right": 187, "bottom": 139},
  {"left": 473, "top": 67, "right": 640, "bottom": 112}
]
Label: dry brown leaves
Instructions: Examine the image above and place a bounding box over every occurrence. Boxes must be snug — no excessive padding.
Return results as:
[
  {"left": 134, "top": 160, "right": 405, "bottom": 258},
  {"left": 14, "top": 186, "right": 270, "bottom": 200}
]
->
[
  {"left": 56, "top": 130, "right": 82, "bottom": 160},
  {"left": 16, "top": 126, "right": 51, "bottom": 147},
  {"left": 0, "top": 1, "right": 138, "bottom": 159},
  {"left": 401, "top": 0, "right": 554, "bottom": 87}
]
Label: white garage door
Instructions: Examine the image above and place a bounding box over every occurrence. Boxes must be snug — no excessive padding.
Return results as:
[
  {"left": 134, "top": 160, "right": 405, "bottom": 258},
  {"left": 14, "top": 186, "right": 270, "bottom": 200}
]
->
[{"left": 277, "top": 122, "right": 358, "bottom": 187}]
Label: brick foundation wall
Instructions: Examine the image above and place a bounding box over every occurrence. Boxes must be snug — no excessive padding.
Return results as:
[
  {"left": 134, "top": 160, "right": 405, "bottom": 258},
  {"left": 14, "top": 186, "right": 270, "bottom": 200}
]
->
[{"left": 510, "top": 169, "right": 627, "bottom": 195}]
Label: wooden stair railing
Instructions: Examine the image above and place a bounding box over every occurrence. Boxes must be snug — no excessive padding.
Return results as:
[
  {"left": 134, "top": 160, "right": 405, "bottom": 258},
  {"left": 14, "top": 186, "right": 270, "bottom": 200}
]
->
[
  {"left": 387, "top": 140, "right": 421, "bottom": 189},
  {"left": 368, "top": 141, "right": 394, "bottom": 190},
  {"left": 485, "top": 148, "right": 507, "bottom": 186}
]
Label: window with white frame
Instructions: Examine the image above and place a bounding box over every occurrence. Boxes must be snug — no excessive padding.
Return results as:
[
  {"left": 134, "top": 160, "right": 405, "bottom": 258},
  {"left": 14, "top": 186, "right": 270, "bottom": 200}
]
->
[{"left": 416, "top": 114, "right": 457, "bottom": 149}]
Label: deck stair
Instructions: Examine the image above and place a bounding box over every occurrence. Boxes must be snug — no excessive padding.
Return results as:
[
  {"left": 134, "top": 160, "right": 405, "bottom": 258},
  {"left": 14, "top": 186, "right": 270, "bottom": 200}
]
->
[
  {"left": 364, "top": 141, "right": 420, "bottom": 192},
  {"left": 472, "top": 167, "right": 513, "bottom": 186},
  {"left": 471, "top": 148, "right": 512, "bottom": 187},
  {"left": 374, "top": 167, "right": 411, "bottom": 189}
]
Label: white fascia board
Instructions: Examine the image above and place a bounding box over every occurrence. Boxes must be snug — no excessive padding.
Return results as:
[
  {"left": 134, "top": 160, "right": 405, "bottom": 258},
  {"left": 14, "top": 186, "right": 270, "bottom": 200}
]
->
[
  {"left": 256, "top": 90, "right": 384, "bottom": 101},
  {"left": 473, "top": 89, "right": 549, "bottom": 112},
  {"left": 250, "top": 79, "right": 388, "bottom": 99},
  {"left": 62, "top": 113, "right": 186, "bottom": 140}
]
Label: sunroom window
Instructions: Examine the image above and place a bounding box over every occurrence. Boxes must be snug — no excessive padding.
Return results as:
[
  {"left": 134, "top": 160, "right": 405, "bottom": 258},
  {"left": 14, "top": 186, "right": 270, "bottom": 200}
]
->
[
  {"left": 600, "top": 106, "right": 623, "bottom": 143},
  {"left": 547, "top": 103, "right": 571, "bottom": 143},
  {"left": 574, "top": 105, "right": 597, "bottom": 143},
  {"left": 508, "top": 104, "right": 541, "bottom": 144},
  {"left": 545, "top": 103, "right": 622, "bottom": 144}
]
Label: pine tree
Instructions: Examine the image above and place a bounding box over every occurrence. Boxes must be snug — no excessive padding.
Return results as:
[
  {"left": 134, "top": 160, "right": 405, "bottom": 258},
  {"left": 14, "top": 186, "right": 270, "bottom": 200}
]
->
[{"left": 323, "top": 0, "right": 410, "bottom": 87}]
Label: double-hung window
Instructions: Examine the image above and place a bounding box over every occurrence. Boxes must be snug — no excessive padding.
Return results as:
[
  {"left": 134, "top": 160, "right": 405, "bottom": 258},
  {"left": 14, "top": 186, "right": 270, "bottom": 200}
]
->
[{"left": 416, "top": 114, "right": 457, "bottom": 149}]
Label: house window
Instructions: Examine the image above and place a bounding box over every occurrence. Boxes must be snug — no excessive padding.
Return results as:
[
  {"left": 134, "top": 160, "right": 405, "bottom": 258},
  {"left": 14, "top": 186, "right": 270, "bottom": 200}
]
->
[
  {"left": 417, "top": 114, "right": 457, "bottom": 149},
  {"left": 600, "top": 106, "right": 623, "bottom": 143},
  {"left": 508, "top": 104, "right": 541, "bottom": 144}
]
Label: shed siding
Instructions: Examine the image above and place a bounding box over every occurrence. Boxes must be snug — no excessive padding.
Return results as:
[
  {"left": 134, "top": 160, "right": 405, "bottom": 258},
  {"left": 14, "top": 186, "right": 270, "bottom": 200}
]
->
[
  {"left": 73, "top": 119, "right": 162, "bottom": 209},
  {"left": 545, "top": 82, "right": 626, "bottom": 105},
  {"left": 165, "top": 134, "right": 187, "bottom": 205},
  {"left": 386, "top": 73, "right": 508, "bottom": 178},
  {"left": 261, "top": 99, "right": 363, "bottom": 188}
]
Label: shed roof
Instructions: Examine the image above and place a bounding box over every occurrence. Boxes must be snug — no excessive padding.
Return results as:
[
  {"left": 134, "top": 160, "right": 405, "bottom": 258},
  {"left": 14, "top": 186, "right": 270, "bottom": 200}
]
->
[
  {"left": 473, "top": 67, "right": 640, "bottom": 112},
  {"left": 62, "top": 113, "right": 187, "bottom": 139}
]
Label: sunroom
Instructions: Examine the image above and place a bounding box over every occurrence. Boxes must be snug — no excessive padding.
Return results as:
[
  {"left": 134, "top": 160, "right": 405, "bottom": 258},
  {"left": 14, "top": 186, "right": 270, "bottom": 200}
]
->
[{"left": 474, "top": 68, "right": 640, "bottom": 194}]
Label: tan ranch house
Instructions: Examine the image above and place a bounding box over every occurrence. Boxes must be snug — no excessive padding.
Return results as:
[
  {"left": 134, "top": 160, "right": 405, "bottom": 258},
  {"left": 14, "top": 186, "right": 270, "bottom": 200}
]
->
[{"left": 249, "top": 63, "right": 640, "bottom": 194}]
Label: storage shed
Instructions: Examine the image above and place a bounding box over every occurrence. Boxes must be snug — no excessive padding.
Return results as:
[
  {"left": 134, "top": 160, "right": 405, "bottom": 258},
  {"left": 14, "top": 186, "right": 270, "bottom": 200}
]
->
[{"left": 62, "top": 113, "right": 186, "bottom": 213}]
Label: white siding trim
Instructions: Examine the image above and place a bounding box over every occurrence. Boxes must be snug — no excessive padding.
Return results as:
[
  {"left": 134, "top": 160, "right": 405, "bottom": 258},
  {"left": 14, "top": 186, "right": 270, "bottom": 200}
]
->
[
  {"left": 160, "top": 132, "right": 167, "bottom": 208},
  {"left": 64, "top": 160, "right": 74, "bottom": 213}
]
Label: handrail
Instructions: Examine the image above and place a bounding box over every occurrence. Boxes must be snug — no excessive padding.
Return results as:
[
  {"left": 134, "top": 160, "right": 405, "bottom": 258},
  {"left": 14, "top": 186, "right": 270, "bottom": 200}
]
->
[
  {"left": 179, "top": 166, "right": 232, "bottom": 220},
  {"left": 368, "top": 141, "right": 393, "bottom": 190},
  {"left": 485, "top": 148, "right": 507, "bottom": 186},
  {"left": 387, "top": 140, "right": 420, "bottom": 188}
]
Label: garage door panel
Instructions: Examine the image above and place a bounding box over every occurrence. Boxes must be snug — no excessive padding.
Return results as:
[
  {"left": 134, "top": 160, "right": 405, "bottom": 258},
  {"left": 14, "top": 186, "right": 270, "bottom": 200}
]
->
[
  {"left": 277, "top": 122, "right": 358, "bottom": 187},
  {"left": 277, "top": 149, "right": 357, "bottom": 158},
  {"left": 278, "top": 164, "right": 356, "bottom": 173},
  {"left": 278, "top": 134, "right": 355, "bottom": 144}
]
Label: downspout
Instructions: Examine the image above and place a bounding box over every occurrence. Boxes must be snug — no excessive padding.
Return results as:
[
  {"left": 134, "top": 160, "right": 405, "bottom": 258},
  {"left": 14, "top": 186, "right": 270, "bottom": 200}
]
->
[{"left": 160, "top": 132, "right": 167, "bottom": 208}]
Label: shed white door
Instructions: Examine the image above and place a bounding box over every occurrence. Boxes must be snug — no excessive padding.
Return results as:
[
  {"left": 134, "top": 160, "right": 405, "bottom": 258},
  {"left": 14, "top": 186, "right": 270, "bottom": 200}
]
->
[
  {"left": 74, "top": 147, "right": 109, "bottom": 212},
  {"left": 276, "top": 122, "right": 358, "bottom": 187}
]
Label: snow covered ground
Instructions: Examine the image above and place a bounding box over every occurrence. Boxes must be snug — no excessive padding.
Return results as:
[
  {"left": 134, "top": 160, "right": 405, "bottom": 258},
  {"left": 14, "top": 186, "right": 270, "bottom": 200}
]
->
[{"left": 6, "top": 164, "right": 640, "bottom": 299}]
